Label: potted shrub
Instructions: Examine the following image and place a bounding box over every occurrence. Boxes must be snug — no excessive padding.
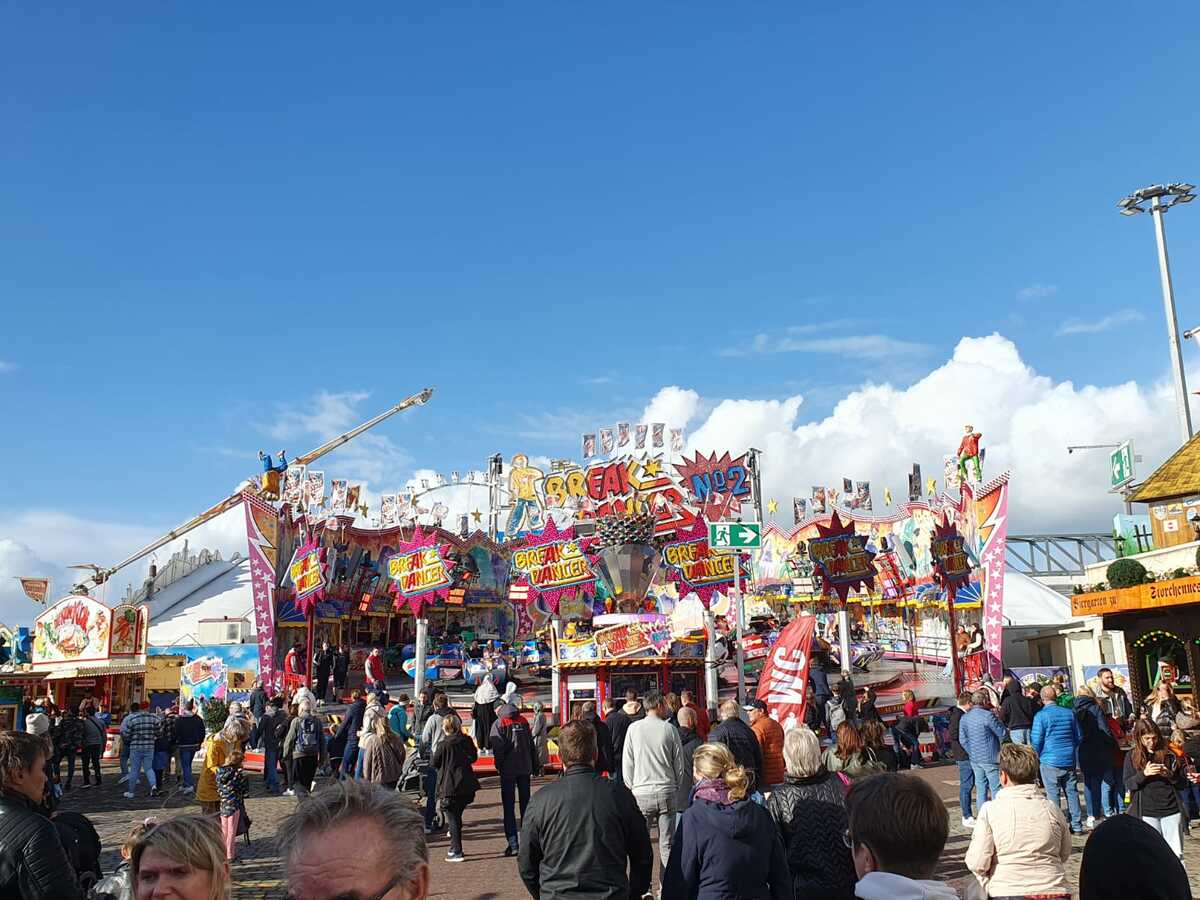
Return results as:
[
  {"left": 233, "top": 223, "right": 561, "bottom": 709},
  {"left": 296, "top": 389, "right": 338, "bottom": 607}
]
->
[{"left": 1106, "top": 558, "right": 1148, "bottom": 589}]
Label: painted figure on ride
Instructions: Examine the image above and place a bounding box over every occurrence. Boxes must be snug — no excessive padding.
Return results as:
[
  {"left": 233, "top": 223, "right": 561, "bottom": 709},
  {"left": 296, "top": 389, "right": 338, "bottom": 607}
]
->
[
  {"left": 505, "top": 453, "right": 545, "bottom": 537},
  {"left": 957, "top": 425, "right": 983, "bottom": 483}
]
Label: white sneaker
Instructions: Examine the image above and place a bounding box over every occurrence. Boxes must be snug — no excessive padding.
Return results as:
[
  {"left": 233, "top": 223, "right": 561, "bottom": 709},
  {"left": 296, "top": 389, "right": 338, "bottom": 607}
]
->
[
  {"left": 284, "top": 789, "right": 295, "bottom": 796},
  {"left": 962, "top": 817, "right": 976, "bottom": 828},
  {"left": 1086, "top": 816, "right": 1096, "bottom": 830},
  {"left": 123, "top": 792, "right": 135, "bottom": 799}
]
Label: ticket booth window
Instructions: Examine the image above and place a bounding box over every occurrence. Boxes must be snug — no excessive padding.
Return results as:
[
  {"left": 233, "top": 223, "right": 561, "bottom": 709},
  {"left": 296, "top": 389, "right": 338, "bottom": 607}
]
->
[{"left": 609, "top": 671, "right": 660, "bottom": 704}]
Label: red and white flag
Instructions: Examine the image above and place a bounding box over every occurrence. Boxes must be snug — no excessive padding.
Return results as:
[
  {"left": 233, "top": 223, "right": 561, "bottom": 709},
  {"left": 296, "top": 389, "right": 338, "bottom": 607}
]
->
[{"left": 756, "top": 615, "right": 817, "bottom": 731}]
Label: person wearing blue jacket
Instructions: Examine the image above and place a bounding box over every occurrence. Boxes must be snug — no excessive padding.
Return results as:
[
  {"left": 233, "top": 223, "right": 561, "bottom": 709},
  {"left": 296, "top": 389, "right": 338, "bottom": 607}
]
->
[
  {"left": 1032, "top": 684, "right": 1083, "bottom": 833},
  {"left": 958, "top": 690, "right": 1008, "bottom": 805}
]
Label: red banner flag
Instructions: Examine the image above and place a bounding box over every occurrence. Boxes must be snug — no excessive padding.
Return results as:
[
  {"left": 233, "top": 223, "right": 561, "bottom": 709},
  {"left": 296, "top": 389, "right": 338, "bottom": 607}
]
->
[{"left": 756, "top": 615, "right": 817, "bottom": 731}]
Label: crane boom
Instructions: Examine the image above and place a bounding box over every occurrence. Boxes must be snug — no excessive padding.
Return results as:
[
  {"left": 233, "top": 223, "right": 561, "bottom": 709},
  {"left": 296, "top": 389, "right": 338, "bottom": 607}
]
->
[{"left": 76, "top": 387, "right": 434, "bottom": 591}]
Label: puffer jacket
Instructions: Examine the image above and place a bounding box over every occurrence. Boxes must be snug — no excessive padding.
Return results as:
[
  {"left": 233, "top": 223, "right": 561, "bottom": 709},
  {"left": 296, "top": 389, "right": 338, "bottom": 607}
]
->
[
  {"left": 766, "top": 771, "right": 855, "bottom": 900},
  {"left": 964, "top": 782, "right": 1072, "bottom": 897},
  {"left": 54, "top": 714, "right": 84, "bottom": 755},
  {"left": 0, "top": 792, "right": 84, "bottom": 899},
  {"left": 1074, "top": 695, "right": 1116, "bottom": 776},
  {"left": 959, "top": 706, "right": 1007, "bottom": 765},
  {"left": 1032, "top": 703, "right": 1080, "bottom": 770}
]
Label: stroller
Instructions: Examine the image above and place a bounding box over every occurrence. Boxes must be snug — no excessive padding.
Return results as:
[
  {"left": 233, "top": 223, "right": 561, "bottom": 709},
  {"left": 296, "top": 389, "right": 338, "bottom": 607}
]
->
[{"left": 398, "top": 749, "right": 443, "bottom": 831}]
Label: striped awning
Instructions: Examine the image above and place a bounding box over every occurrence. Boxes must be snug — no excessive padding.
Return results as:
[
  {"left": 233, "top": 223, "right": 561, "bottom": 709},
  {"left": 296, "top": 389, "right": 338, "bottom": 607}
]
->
[
  {"left": 42, "top": 662, "right": 147, "bottom": 681},
  {"left": 557, "top": 657, "right": 704, "bottom": 670}
]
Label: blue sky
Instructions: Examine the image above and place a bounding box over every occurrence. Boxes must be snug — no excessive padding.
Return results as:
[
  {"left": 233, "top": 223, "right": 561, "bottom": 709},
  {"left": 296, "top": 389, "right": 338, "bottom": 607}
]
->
[{"left": 3, "top": 4, "right": 1200, "bottom": 608}]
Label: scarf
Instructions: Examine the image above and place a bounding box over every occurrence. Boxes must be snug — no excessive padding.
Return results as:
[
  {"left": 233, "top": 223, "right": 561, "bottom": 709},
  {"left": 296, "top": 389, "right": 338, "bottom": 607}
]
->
[{"left": 692, "top": 777, "right": 732, "bottom": 805}]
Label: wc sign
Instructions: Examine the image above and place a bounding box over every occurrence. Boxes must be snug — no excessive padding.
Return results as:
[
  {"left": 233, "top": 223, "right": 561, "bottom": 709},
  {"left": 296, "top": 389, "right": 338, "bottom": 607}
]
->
[{"left": 755, "top": 615, "right": 817, "bottom": 731}]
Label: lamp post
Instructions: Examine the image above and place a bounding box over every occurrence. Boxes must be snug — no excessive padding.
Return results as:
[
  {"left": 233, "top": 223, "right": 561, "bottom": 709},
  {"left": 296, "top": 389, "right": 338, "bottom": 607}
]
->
[{"left": 1118, "top": 183, "right": 1197, "bottom": 445}]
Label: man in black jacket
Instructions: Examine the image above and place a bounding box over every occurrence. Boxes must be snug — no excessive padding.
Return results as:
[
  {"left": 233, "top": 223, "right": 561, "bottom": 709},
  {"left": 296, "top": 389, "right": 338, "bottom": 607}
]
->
[
  {"left": 0, "top": 731, "right": 84, "bottom": 899},
  {"left": 708, "top": 699, "right": 763, "bottom": 791},
  {"left": 946, "top": 691, "right": 976, "bottom": 828},
  {"left": 574, "top": 701, "right": 613, "bottom": 775},
  {"left": 174, "top": 700, "right": 206, "bottom": 793},
  {"left": 260, "top": 697, "right": 284, "bottom": 794},
  {"left": 604, "top": 689, "right": 645, "bottom": 786},
  {"left": 519, "top": 720, "right": 652, "bottom": 900},
  {"left": 490, "top": 703, "right": 539, "bottom": 856},
  {"left": 313, "top": 641, "right": 334, "bottom": 702},
  {"left": 334, "top": 691, "right": 367, "bottom": 780}
]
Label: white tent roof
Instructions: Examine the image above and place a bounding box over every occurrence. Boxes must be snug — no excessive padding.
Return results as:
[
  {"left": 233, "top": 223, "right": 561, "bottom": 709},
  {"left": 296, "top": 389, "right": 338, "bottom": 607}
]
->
[
  {"left": 147, "top": 556, "right": 256, "bottom": 649},
  {"left": 1002, "top": 570, "right": 1073, "bottom": 628}
]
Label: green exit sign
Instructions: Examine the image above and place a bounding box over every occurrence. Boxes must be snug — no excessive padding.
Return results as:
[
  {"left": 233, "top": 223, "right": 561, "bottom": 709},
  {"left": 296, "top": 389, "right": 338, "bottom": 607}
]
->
[
  {"left": 1111, "top": 442, "right": 1134, "bottom": 489},
  {"left": 708, "top": 521, "right": 762, "bottom": 550}
]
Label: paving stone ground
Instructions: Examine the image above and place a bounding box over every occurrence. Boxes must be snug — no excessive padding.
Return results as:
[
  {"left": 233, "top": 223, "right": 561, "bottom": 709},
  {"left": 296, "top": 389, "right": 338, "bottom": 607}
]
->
[{"left": 64, "top": 760, "right": 1200, "bottom": 899}]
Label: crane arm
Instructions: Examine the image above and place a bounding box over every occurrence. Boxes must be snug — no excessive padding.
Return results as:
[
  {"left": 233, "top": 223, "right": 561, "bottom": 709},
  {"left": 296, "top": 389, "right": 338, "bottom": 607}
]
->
[{"left": 76, "top": 387, "right": 434, "bottom": 591}]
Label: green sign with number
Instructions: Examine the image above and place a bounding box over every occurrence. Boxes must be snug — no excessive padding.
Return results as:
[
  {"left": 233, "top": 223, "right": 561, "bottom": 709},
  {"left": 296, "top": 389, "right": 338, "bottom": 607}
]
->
[
  {"left": 1111, "top": 442, "right": 1134, "bottom": 489},
  {"left": 708, "top": 521, "right": 762, "bottom": 550}
]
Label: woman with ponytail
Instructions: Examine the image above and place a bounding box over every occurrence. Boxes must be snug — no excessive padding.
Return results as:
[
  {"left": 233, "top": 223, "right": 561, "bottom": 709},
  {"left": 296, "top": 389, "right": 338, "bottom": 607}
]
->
[{"left": 661, "top": 742, "right": 790, "bottom": 899}]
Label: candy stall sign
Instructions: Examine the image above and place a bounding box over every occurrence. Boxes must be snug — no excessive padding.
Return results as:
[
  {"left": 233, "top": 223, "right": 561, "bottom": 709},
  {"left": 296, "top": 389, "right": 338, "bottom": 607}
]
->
[
  {"left": 594, "top": 620, "right": 673, "bottom": 659},
  {"left": 807, "top": 511, "right": 876, "bottom": 602},
  {"left": 33, "top": 595, "right": 112, "bottom": 666}
]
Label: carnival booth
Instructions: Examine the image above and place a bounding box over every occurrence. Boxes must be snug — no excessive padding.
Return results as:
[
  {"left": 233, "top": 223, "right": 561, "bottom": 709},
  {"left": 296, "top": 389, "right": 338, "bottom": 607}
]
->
[{"left": 32, "top": 595, "right": 150, "bottom": 713}]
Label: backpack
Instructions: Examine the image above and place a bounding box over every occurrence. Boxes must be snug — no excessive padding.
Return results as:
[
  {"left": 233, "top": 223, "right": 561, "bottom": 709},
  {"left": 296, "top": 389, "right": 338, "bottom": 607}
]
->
[
  {"left": 295, "top": 716, "right": 319, "bottom": 754},
  {"left": 827, "top": 698, "right": 846, "bottom": 733}
]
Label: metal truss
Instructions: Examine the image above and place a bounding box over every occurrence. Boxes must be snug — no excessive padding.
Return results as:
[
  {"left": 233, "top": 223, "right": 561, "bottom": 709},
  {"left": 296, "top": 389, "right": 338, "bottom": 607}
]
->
[{"left": 1005, "top": 533, "right": 1118, "bottom": 577}]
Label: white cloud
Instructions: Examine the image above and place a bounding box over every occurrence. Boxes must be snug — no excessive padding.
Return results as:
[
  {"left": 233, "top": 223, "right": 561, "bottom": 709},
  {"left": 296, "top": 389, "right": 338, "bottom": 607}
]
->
[
  {"left": 675, "top": 333, "right": 1184, "bottom": 532},
  {"left": 1056, "top": 309, "right": 1144, "bottom": 336},
  {"left": 722, "top": 332, "right": 929, "bottom": 359},
  {"left": 257, "top": 390, "right": 370, "bottom": 441},
  {"left": 1017, "top": 284, "right": 1059, "bottom": 301},
  {"left": 640, "top": 387, "right": 701, "bottom": 431}
]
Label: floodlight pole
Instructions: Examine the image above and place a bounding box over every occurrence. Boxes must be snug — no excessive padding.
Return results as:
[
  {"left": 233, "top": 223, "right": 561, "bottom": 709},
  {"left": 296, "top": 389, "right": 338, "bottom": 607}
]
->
[{"left": 1149, "top": 195, "right": 1193, "bottom": 444}]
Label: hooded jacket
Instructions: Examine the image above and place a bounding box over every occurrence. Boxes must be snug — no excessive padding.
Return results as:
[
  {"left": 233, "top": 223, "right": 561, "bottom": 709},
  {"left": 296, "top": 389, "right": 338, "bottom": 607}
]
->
[
  {"left": 660, "top": 780, "right": 790, "bottom": 899},
  {"left": 606, "top": 700, "right": 645, "bottom": 772},
  {"left": 175, "top": 710, "right": 206, "bottom": 748},
  {"left": 518, "top": 765, "right": 653, "bottom": 900},
  {"left": 708, "top": 716, "right": 764, "bottom": 790},
  {"left": 853, "top": 872, "right": 958, "bottom": 900},
  {"left": 0, "top": 792, "right": 84, "bottom": 900},
  {"left": 999, "top": 683, "right": 1037, "bottom": 731},
  {"left": 490, "top": 704, "right": 538, "bottom": 778},
  {"left": 334, "top": 698, "right": 367, "bottom": 749},
  {"left": 1032, "top": 702, "right": 1081, "bottom": 770},
  {"left": 579, "top": 710, "right": 614, "bottom": 775},
  {"left": 1074, "top": 695, "right": 1116, "bottom": 775},
  {"left": 675, "top": 726, "right": 703, "bottom": 810}
]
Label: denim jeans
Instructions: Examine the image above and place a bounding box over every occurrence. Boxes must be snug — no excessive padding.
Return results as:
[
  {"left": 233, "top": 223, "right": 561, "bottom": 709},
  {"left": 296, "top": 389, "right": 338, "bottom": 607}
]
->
[
  {"left": 1009, "top": 728, "right": 1031, "bottom": 746},
  {"left": 1041, "top": 763, "right": 1083, "bottom": 831},
  {"left": 956, "top": 760, "right": 975, "bottom": 819},
  {"left": 263, "top": 744, "right": 280, "bottom": 791},
  {"left": 1083, "top": 769, "right": 1122, "bottom": 818},
  {"left": 500, "top": 774, "right": 531, "bottom": 849},
  {"left": 341, "top": 741, "right": 359, "bottom": 780},
  {"left": 120, "top": 743, "right": 130, "bottom": 777},
  {"left": 127, "top": 746, "right": 158, "bottom": 793},
  {"left": 178, "top": 746, "right": 198, "bottom": 789},
  {"left": 634, "top": 790, "right": 678, "bottom": 868},
  {"left": 891, "top": 725, "right": 923, "bottom": 767},
  {"left": 970, "top": 761, "right": 1001, "bottom": 805},
  {"left": 423, "top": 765, "right": 439, "bottom": 828}
]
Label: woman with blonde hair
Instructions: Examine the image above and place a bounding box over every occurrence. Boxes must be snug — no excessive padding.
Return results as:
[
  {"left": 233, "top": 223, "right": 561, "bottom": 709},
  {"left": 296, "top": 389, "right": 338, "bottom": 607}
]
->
[
  {"left": 360, "top": 713, "right": 406, "bottom": 789},
  {"left": 196, "top": 719, "right": 249, "bottom": 815},
  {"left": 432, "top": 713, "right": 479, "bottom": 862},
  {"left": 661, "top": 742, "right": 789, "bottom": 899},
  {"left": 129, "top": 814, "right": 232, "bottom": 900}
]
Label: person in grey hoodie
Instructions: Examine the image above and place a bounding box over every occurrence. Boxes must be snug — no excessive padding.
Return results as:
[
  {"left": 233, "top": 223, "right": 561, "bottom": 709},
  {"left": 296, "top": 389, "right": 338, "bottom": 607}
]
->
[{"left": 622, "top": 692, "right": 688, "bottom": 869}]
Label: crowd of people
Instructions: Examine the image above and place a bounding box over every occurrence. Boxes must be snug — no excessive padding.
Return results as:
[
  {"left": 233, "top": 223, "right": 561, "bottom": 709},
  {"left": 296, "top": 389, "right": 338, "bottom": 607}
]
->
[{"left": 3, "top": 663, "right": 1200, "bottom": 899}]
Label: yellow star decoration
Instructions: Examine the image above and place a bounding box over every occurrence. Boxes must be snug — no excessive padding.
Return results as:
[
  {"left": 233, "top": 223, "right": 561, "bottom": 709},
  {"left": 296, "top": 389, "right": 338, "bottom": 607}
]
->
[
  {"left": 641, "top": 457, "right": 662, "bottom": 477},
  {"left": 471, "top": 509, "right": 483, "bottom": 523},
  {"left": 767, "top": 499, "right": 778, "bottom": 515}
]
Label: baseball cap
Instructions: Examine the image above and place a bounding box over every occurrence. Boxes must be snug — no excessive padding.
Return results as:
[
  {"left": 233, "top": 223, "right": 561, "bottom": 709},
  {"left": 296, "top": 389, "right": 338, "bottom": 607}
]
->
[{"left": 744, "top": 699, "right": 768, "bottom": 713}]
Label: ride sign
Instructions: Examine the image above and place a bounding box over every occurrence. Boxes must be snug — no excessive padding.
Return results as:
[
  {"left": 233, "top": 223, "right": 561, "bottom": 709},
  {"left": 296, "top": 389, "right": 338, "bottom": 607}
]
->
[
  {"left": 662, "top": 519, "right": 743, "bottom": 607},
  {"left": 806, "top": 511, "right": 876, "bottom": 602},
  {"left": 287, "top": 536, "right": 328, "bottom": 615},
  {"left": 594, "top": 620, "right": 672, "bottom": 659},
  {"left": 930, "top": 516, "right": 972, "bottom": 601},
  {"left": 387, "top": 527, "right": 454, "bottom": 614},
  {"left": 510, "top": 520, "right": 598, "bottom": 613}
]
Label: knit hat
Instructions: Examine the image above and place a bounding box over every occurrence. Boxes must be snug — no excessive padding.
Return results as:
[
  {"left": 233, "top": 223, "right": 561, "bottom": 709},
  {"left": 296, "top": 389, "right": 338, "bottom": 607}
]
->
[{"left": 1079, "top": 815, "right": 1190, "bottom": 900}]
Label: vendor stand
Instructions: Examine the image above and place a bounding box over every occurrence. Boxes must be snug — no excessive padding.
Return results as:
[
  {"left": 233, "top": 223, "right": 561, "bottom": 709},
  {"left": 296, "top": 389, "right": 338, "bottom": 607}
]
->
[{"left": 31, "top": 595, "right": 149, "bottom": 714}]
